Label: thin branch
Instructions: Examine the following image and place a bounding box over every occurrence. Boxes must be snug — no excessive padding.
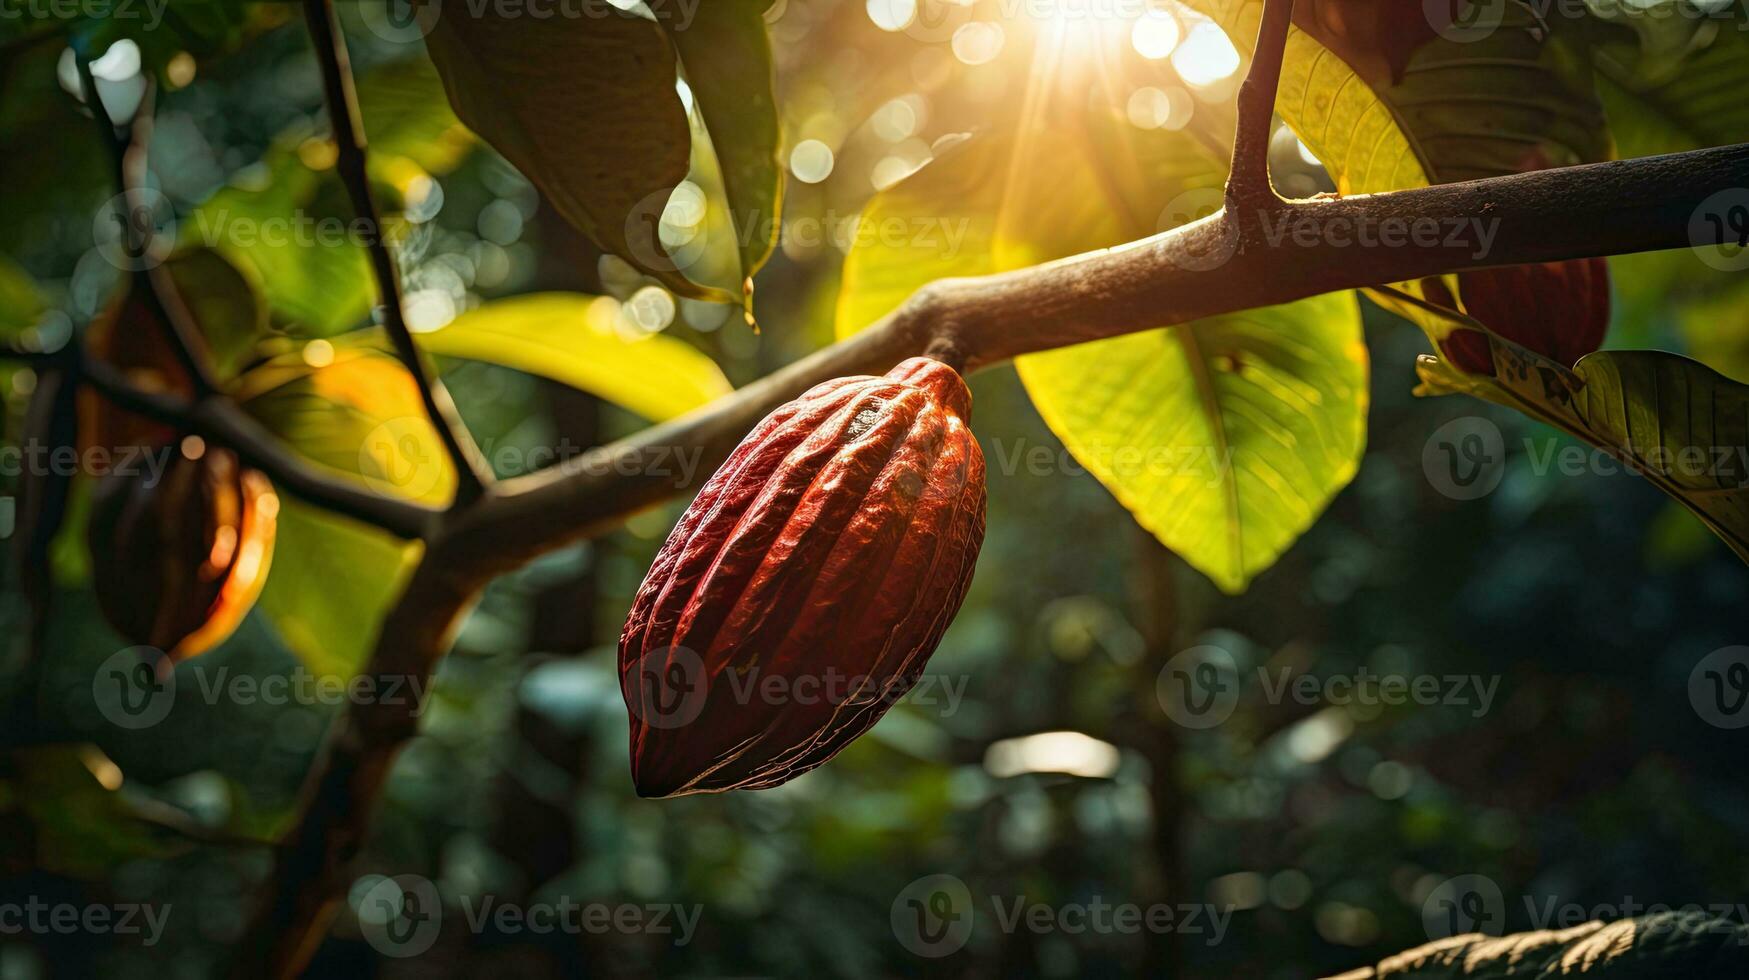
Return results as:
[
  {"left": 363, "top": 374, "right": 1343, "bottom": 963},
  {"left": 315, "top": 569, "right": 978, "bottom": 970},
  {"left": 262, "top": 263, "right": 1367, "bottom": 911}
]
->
[
  {"left": 1228, "top": 0, "right": 1295, "bottom": 207},
  {"left": 302, "top": 0, "right": 494, "bottom": 505},
  {"left": 73, "top": 48, "right": 219, "bottom": 397},
  {"left": 236, "top": 139, "right": 1749, "bottom": 980},
  {"left": 81, "top": 359, "right": 440, "bottom": 539}
]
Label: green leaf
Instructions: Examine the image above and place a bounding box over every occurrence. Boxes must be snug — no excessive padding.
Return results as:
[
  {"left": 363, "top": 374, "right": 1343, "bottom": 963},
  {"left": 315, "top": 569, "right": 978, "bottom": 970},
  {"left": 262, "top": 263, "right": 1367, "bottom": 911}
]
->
[
  {"left": 185, "top": 56, "right": 471, "bottom": 335},
  {"left": 838, "top": 114, "right": 1368, "bottom": 592},
  {"left": 235, "top": 343, "right": 457, "bottom": 506},
  {"left": 1336, "top": 912, "right": 1749, "bottom": 978},
  {"left": 166, "top": 247, "right": 269, "bottom": 381},
  {"left": 1416, "top": 334, "right": 1749, "bottom": 565},
  {"left": 257, "top": 500, "right": 422, "bottom": 678},
  {"left": 415, "top": 293, "right": 732, "bottom": 421},
  {"left": 424, "top": 2, "right": 729, "bottom": 302},
  {"left": 1595, "top": 2, "right": 1749, "bottom": 159},
  {"left": 1021, "top": 293, "right": 1367, "bottom": 593},
  {"left": 0, "top": 254, "right": 45, "bottom": 340},
  {"left": 668, "top": 1, "right": 784, "bottom": 285}
]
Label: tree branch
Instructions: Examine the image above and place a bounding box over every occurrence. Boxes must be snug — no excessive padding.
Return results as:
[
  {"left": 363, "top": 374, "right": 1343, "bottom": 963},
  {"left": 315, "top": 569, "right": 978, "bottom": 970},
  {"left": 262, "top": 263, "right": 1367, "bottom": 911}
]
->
[
  {"left": 73, "top": 47, "right": 219, "bottom": 397},
  {"left": 1228, "top": 0, "right": 1294, "bottom": 207},
  {"left": 81, "top": 359, "right": 439, "bottom": 539},
  {"left": 238, "top": 136, "right": 1749, "bottom": 975},
  {"left": 302, "top": 0, "right": 493, "bottom": 505},
  {"left": 454, "top": 141, "right": 1749, "bottom": 573}
]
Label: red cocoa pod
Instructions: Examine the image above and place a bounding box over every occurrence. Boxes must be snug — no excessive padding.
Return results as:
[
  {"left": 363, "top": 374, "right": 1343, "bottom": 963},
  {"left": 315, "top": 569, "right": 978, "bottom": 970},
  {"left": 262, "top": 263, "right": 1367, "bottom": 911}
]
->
[
  {"left": 89, "top": 443, "right": 279, "bottom": 664},
  {"left": 1439, "top": 258, "right": 1611, "bottom": 374},
  {"left": 618, "top": 356, "right": 986, "bottom": 798}
]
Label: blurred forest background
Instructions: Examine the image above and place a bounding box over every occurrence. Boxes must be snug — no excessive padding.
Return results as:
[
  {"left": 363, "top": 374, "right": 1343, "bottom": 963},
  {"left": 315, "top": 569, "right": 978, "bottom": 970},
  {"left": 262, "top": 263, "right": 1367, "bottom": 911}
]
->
[{"left": 2, "top": 1, "right": 1747, "bottom": 977}]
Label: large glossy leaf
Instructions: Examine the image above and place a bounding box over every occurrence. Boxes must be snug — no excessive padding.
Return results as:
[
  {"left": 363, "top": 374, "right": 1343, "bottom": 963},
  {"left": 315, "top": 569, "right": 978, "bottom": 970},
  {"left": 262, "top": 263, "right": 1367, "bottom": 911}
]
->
[
  {"left": 1022, "top": 293, "right": 1367, "bottom": 592},
  {"left": 1330, "top": 912, "right": 1749, "bottom": 978},
  {"left": 668, "top": 1, "right": 783, "bottom": 287},
  {"left": 1416, "top": 324, "right": 1749, "bottom": 564},
  {"left": 423, "top": 1, "right": 727, "bottom": 302},
  {"left": 1595, "top": 2, "right": 1749, "bottom": 159},
  {"left": 415, "top": 293, "right": 731, "bottom": 421},
  {"left": 839, "top": 116, "right": 1368, "bottom": 592}
]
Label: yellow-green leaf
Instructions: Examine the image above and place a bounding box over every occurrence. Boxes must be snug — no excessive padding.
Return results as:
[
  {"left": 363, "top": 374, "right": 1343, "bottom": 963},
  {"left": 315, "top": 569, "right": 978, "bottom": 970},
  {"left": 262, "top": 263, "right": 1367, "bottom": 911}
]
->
[
  {"left": 837, "top": 110, "right": 1368, "bottom": 592},
  {"left": 258, "top": 500, "right": 423, "bottom": 679},
  {"left": 1417, "top": 335, "right": 1749, "bottom": 565},
  {"left": 417, "top": 293, "right": 732, "bottom": 421},
  {"left": 1021, "top": 293, "right": 1367, "bottom": 592},
  {"left": 235, "top": 344, "right": 456, "bottom": 506}
]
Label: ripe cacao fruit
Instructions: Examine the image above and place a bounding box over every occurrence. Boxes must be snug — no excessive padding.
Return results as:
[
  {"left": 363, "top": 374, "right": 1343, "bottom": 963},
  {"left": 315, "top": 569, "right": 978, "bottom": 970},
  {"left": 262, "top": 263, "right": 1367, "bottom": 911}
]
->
[
  {"left": 89, "top": 442, "right": 279, "bottom": 664},
  {"left": 619, "top": 357, "right": 985, "bottom": 798},
  {"left": 1438, "top": 257, "right": 1610, "bottom": 374}
]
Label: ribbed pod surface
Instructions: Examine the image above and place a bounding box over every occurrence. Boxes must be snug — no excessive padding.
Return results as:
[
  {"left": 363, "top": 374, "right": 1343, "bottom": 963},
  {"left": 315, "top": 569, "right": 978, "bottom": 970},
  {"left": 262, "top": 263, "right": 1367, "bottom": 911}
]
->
[{"left": 619, "top": 357, "right": 986, "bottom": 797}]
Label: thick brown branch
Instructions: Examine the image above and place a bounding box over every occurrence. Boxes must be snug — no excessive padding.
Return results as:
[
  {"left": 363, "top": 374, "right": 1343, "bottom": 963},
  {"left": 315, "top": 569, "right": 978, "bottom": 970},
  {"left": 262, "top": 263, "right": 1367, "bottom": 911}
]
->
[
  {"left": 457, "top": 142, "right": 1749, "bottom": 572},
  {"left": 303, "top": 0, "right": 494, "bottom": 504}
]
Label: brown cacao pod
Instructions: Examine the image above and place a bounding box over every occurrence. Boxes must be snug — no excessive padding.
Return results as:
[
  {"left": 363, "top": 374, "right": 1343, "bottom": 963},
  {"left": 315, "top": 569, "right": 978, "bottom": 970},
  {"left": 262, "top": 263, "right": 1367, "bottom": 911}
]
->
[
  {"left": 619, "top": 357, "right": 986, "bottom": 798},
  {"left": 89, "top": 443, "right": 279, "bottom": 664},
  {"left": 1438, "top": 258, "right": 1611, "bottom": 374}
]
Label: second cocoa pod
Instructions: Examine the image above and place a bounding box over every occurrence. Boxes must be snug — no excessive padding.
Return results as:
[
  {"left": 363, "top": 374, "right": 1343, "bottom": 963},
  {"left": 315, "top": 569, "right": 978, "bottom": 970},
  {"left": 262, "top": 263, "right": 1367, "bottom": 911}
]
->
[{"left": 89, "top": 442, "right": 279, "bottom": 664}]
